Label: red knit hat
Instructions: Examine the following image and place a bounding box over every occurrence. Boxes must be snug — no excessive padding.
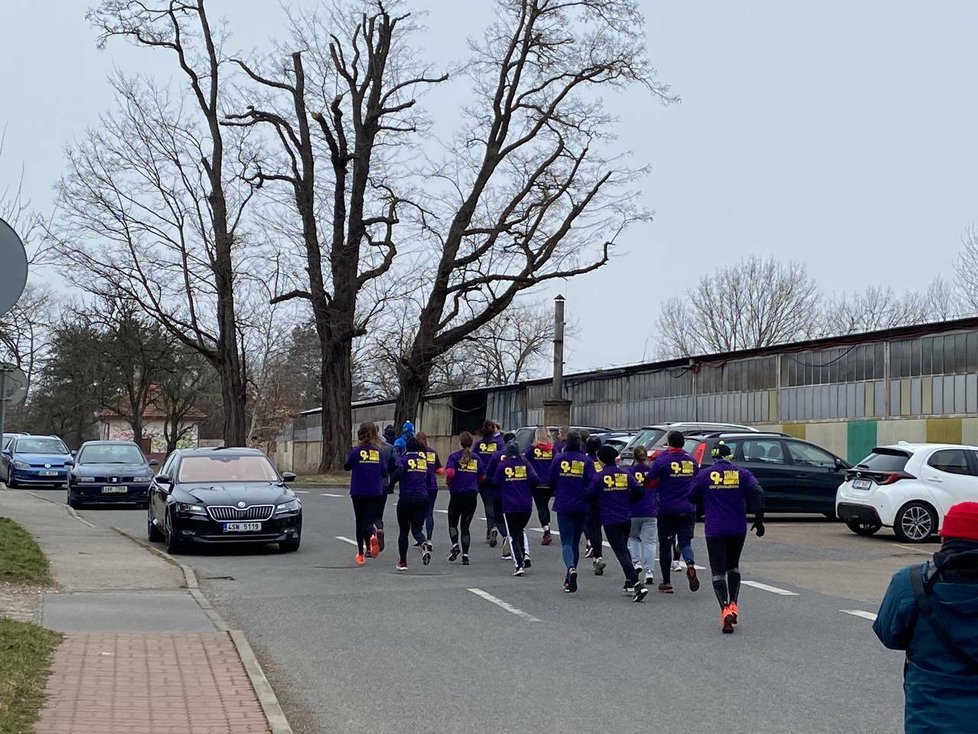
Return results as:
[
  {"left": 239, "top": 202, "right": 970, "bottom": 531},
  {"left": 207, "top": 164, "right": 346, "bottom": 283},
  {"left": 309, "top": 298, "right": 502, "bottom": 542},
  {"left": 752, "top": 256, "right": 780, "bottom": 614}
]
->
[{"left": 939, "top": 502, "right": 978, "bottom": 541}]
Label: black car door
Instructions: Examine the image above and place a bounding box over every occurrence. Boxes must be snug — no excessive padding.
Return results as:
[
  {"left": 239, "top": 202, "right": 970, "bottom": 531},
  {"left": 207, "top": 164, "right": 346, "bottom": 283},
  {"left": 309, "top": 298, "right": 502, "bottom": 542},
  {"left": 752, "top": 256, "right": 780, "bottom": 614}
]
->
[
  {"left": 734, "top": 438, "right": 795, "bottom": 512},
  {"left": 150, "top": 454, "right": 176, "bottom": 521},
  {"left": 784, "top": 440, "right": 846, "bottom": 514}
]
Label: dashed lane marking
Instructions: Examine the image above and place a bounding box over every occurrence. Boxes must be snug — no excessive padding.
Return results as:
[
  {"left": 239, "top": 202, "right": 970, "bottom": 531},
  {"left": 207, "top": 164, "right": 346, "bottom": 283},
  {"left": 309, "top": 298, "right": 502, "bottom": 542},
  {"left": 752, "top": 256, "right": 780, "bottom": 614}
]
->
[
  {"left": 321, "top": 493, "right": 344, "bottom": 498},
  {"left": 335, "top": 536, "right": 358, "bottom": 546},
  {"left": 895, "top": 544, "right": 932, "bottom": 555},
  {"left": 841, "top": 610, "right": 878, "bottom": 621},
  {"left": 294, "top": 490, "right": 310, "bottom": 494},
  {"left": 742, "top": 580, "right": 799, "bottom": 596},
  {"left": 436, "top": 509, "right": 448, "bottom": 514},
  {"left": 467, "top": 588, "right": 541, "bottom": 623}
]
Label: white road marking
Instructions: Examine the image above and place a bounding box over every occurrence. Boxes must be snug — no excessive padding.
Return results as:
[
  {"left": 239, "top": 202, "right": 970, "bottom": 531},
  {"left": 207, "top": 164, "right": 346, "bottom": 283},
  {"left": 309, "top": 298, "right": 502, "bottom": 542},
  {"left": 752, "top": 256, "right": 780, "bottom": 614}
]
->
[
  {"left": 335, "top": 536, "right": 358, "bottom": 546},
  {"left": 896, "top": 544, "right": 932, "bottom": 555},
  {"left": 321, "top": 493, "right": 344, "bottom": 498},
  {"left": 294, "top": 490, "right": 310, "bottom": 494},
  {"left": 436, "top": 509, "right": 448, "bottom": 514},
  {"left": 742, "top": 580, "right": 799, "bottom": 596},
  {"left": 467, "top": 588, "right": 541, "bottom": 623},
  {"left": 841, "top": 609, "right": 878, "bottom": 621}
]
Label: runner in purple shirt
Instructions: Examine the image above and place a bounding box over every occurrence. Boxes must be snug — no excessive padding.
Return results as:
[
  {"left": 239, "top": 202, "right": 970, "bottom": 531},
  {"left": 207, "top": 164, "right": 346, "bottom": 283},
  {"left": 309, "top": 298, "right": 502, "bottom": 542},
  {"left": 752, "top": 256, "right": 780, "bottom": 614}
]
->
[
  {"left": 688, "top": 442, "right": 765, "bottom": 633},
  {"left": 343, "top": 422, "right": 385, "bottom": 565}
]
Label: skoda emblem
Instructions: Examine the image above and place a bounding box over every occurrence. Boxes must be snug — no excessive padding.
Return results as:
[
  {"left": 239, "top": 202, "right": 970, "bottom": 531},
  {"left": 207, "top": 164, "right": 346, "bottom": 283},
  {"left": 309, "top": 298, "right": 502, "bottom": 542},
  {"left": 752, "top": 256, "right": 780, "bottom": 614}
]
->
[{"left": 237, "top": 501, "right": 247, "bottom": 509}]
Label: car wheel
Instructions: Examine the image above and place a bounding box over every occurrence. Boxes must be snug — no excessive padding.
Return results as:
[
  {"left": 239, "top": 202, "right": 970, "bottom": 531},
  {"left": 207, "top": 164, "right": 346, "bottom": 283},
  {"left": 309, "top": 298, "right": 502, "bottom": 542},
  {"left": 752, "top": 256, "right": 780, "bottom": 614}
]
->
[
  {"left": 845, "top": 518, "right": 882, "bottom": 536},
  {"left": 6, "top": 476, "right": 17, "bottom": 489},
  {"left": 893, "top": 501, "right": 937, "bottom": 543},
  {"left": 163, "top": 510, "right": 182, "bottom": 554},
  {"left": 66, "top": 493, "right": 80, "bottom": 509},
  {"left": 147, "top": 511, "right": 163, "bottom": 542},
  {"left": 280, "top": 537, "right": 301, "bottom": 553}
]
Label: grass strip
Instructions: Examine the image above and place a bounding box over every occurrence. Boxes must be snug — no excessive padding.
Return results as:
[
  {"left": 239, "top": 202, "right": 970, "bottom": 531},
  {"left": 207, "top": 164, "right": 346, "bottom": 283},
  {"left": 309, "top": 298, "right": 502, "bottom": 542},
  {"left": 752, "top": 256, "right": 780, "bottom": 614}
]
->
[
  {"left": 0, "top": 518, "right": 51, "bottom": 585},
  {"left": 0, "top": 618, "right": 60, "bottom": 734}
]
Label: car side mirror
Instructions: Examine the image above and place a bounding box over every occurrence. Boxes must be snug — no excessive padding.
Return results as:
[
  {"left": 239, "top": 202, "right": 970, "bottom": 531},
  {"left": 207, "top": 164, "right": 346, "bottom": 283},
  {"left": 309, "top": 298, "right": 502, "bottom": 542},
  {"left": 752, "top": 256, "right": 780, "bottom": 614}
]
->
[
  {"left": 2, "top": 450, "right": 11, "bottom": 458},
  {"left": 155, "top": 473, "right": 172, "bottom": 486},
  {"left": 148, "top": 459, "right": 160, "bottom": 467},
  {"left": 281, "top": 472, "right": 297, "bottom": 483},
  {"left": 70, "top": 450, "right": 77, "bottom": 457},
  {"left": 64, "top": 459, "right": 74, "bottom": 468},
  {"left": 835, "top": 458, "right": 846, "bottom": 471}
]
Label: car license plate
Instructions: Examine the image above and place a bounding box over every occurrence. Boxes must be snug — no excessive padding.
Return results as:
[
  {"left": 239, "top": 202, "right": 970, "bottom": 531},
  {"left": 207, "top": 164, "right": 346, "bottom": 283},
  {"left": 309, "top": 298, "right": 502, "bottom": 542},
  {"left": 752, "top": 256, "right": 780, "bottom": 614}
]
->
[
  {"left": 101, "top": 486, "right": 128, "bottom": 494},
  {"left": 224, "top": 522, "right": 262, "bottom": 532},
  {"left": 39, "top": 471, "right": 58, "bottom": 477},
  {"left": 852, "top": 478, "right": 872, "bottom": 490}
]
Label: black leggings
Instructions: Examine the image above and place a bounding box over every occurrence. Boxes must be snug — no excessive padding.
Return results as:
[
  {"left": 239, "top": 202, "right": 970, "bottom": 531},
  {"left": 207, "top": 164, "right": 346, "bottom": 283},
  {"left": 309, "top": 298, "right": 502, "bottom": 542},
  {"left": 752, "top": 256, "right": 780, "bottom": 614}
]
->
[
  {"left": 504, "top": 511, "right": 531, "bottom": 567},
  {"left": 351, "top": 495, "right": 378, "bottom": 555},
  {"left": 604, "top": 521, "right": 639, "bottom": 584},
  {"left": 397, "top": 497, "right": 428, "bottom": 564},
  {"left": 706, "top": 534, "right": 746, "bottom": 608},
  {"left": 532, "top": 486, "right": 553, "bottom": 527},
  {"left": 585, "top": 505, "right": 603, "bottom": 556},
  {"left": 658, "top": 513, "right": 696, "bottom": 584},
  {"left": 479, "top": 484, "right": 496, "bottom": 537},
  {"left": 447, "top": 493, "right": 478, "bottom": 555},
  {"left": 376, "top": 492, "right": 390, "bottom": 531}
]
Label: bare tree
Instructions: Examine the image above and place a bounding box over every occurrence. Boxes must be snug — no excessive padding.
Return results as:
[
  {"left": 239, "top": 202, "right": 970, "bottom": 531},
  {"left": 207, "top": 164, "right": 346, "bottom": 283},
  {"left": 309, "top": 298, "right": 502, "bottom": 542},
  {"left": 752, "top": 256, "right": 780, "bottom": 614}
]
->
[
  {"left": 54, "top": 1, "right": 256, "bottom": 446},
  {"left": 157, "top": 347, "right": 210, "bottom": 454},
  {"left": 820, "top": 285, "right": 929, "bottom": 336},
  {"left": 226, "top": 1, "right": 445, "bottom": 469},
  {"left": 954, "top": 225, "right": 978, "bottom": 313},
  {"left": 0, "top": 284, "right": 52, "bottom": 390},
  {"left": 657, "top": 256, "right": 821, "bottom": 357},
  {"left": 392, "top": 0, "right": 672, "bottom": 425}
]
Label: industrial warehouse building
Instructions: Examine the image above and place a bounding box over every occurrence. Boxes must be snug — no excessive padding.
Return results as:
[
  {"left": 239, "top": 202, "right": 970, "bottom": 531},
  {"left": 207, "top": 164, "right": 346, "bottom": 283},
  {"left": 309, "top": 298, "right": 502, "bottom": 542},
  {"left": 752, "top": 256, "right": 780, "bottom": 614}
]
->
[{"left": 273, "top": 317, "right": 978, "bottom": 474}]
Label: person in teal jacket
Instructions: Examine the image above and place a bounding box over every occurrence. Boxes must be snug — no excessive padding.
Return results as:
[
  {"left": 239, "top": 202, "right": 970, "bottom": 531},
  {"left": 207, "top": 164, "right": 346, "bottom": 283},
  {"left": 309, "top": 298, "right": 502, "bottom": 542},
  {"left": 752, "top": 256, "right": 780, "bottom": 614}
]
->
[{"left": 873, "top": 501, "right": 978, "bottom": 734}]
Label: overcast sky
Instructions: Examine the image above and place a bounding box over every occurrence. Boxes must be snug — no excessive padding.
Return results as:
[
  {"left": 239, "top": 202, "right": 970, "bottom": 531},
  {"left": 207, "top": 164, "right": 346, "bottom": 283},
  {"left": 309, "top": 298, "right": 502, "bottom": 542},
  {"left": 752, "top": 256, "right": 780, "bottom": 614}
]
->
[{"left": 2, "top": 0, "right": 976, "bottom": 372}]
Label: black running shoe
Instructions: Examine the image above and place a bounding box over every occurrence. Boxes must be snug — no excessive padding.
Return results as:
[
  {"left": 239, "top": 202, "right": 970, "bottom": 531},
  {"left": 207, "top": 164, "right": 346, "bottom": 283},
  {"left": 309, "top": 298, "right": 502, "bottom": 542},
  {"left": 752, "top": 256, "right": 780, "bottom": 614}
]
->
[
  {"left": 489, "top": 528, "right": 498, "bottom": 548},
  {"left": 377, "top": 529, "right": 385, "bottom": 552},
  {"left": 523, "top": 556, "right": 532, "bottom": 569},
  {"left": 565, "top": 570, "right": 578, "bottom": 593},
  {"left": 448, "top": 544, "right": 461, "bottom": 562},
  {"left": 622, "top": 582, "right": 636, "bottom": 595},
  {"left": 686, "top": 565, "right": 700, "bottom": 592},
  {"left": 462, "top": 554, "right": 470, "bottom": 565},
  {"left": 632, "top": 585, "right": 649, "bottom": 603},
  {"left": 593, "top": 558, "right": 606, "bottom": 576},
  {"left": 421, "top": 542, "right": 432, "bottom": 566},
  {"left": 584, "top": 543, "right": 594, "bottom": 559}
]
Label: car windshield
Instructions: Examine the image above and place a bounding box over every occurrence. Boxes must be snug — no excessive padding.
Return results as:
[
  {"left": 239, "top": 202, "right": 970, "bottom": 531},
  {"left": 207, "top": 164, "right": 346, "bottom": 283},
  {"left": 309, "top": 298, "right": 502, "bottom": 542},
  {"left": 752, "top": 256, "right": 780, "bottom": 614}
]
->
[
  {"left": 15, "top": 438, "right": 67, "bottom": 454},
  {"left": 2, "top": 436, "right": 13, "bottom": 450},
  {"left": 855, "top": 450, "right": 911, "bottom": 472},
  {"left": 78, "top": 444, "right": 145, "bottom": 465},
  {"left": 177, "top": 454, "right": 279, "bottom": 483},
  {"left": 630, "top": 428, "right": 666, "bottom": 451}
]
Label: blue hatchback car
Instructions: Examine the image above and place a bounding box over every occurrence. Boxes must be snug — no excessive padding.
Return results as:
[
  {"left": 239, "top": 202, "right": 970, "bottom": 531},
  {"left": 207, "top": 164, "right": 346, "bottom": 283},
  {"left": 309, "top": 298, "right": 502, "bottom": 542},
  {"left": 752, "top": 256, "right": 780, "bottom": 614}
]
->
[
  {"left": 0, "top": 435, "right": 73, "bottom": 488},
  {"left": 67, "top": 441, "right": 158, "bottom": 509}
]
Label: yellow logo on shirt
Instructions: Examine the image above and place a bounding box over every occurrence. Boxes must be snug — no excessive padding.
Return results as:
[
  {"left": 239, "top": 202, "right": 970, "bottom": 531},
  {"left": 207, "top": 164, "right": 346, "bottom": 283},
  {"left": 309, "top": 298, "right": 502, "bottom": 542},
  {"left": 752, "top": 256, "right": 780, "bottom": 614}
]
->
[
  {"left": 533, "top": 447, "right": 553, "bottom": 460},
  {"left": 504, "top": 465, "right": 528, "bottom": 480},
  {"left": 602, "top": 472, "right": 629, "bottom": 490},
  {"left": 459, "top": 459, "right": 478, "bottom": 472},
  {"left": 407, "top": 458, "right": 428, "bottom": 472},
  {"left": 708, "top": 470, "right": 741, "bottom": 488},
  {"left": 359, "top": 449, "right": 380, "bottom": 462},
  {"left": 670, "top": 461, "right": 695, "bottom": 478},
  {"left": 479, "top": 443, "right": 498, "bottom": 453},
  {"left": 634, "top": 471, "right": 646, "bottom": 484},
  {"left": 559, "top": 460, "right": 585, "bottom": 477}
]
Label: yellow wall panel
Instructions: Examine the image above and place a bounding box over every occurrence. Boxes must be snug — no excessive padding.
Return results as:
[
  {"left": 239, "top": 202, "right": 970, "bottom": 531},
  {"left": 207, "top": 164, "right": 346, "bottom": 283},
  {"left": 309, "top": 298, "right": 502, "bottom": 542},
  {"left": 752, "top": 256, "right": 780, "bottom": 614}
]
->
[
  {"left": 806, "top": 422, "right": 848, "bottom": 458},
  {"left": 877, "top": 419, "right": 927, "bottom": 445},
  {"left": 926, "top": 418, "right": 962, "bottom": 445},
  {"left": 781, "top": 423, "right": 807, "bottom": 439}
]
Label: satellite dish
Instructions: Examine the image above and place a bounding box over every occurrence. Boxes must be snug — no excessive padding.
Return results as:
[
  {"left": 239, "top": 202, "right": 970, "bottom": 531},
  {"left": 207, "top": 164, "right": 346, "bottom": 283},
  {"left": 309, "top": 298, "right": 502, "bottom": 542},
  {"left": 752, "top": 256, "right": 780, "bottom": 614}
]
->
[
  {"left": 0, "top": 218, "right": 29, "bottom": 318},
  {"left": 0, "top": 362, "right": 28, "bottom": 407}
]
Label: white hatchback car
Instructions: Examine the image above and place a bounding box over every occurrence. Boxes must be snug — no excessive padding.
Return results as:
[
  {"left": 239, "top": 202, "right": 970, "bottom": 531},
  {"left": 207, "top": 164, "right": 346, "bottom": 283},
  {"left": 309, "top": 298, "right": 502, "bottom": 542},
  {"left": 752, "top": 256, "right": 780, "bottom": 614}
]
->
[{"left": 836, "top": 443, "right": 978, "bottom": 543}]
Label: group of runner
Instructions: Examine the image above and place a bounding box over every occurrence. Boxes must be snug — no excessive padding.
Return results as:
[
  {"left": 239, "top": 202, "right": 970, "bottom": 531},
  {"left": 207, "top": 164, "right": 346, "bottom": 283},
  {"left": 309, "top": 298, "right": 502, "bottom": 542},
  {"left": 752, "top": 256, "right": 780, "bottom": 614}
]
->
[{"left": 344, "top": 421, "right": 766, "bottom": 632}]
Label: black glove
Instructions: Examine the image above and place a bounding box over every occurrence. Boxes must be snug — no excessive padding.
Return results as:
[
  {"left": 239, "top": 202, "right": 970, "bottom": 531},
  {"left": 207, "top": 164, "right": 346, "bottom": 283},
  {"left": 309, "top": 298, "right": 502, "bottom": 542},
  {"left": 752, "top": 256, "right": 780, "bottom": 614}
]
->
[{"left": 751, "top": 520, "right": 765, "bottom": 538}]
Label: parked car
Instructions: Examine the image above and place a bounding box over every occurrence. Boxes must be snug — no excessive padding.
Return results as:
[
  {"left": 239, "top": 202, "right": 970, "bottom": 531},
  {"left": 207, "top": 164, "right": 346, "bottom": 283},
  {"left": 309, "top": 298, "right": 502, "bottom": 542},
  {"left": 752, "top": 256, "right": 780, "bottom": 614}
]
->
[
  {"left": 596, "top": 431, "right": 639, "bottom": 452},
  {"left": 619, "top": 422, "right": 759, "bottom": 466},
  {"left": 512, "top": 425, "right": 611, "bottom": 452},
  {"left": 836, "top": 443, "right": 978, "bottom": 543},
  {"left": 0, "top": 435, "right": 73, "bottom": 488},
  {"left": 2, "top": 432, "right": 29, "bottom": 451},
  {"left": 683, "top": 432, "right": 851, "bottom": 515},
  {"left": 66, "top": 441, "right": 159, "bottom": 509},
  {"left": 147, "top": 447, "right": 300, "bottom": 554}
]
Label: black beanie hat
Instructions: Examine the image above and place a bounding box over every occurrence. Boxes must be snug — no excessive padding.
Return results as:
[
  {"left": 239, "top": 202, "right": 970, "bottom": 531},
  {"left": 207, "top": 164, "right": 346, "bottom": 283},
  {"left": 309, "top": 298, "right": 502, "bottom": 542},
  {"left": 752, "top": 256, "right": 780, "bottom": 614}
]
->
[{"left": 597, "top": 444, "right": 619, "bottom": 466}]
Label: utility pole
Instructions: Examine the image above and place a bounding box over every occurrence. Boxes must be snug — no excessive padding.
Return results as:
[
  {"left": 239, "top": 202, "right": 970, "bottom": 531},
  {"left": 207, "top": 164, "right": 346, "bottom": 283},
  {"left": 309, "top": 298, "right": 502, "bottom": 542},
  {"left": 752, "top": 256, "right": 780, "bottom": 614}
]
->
[{"left": 543, "top": 295, "right": 572, "bottom": 427}]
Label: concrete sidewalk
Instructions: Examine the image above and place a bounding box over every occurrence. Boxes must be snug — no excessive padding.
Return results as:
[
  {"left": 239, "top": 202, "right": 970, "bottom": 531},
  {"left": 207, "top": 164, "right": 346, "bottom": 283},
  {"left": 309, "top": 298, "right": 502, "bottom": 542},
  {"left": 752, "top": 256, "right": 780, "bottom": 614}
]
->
[{"left": 0, "top": 489, "right": 290, "bottom": 734}]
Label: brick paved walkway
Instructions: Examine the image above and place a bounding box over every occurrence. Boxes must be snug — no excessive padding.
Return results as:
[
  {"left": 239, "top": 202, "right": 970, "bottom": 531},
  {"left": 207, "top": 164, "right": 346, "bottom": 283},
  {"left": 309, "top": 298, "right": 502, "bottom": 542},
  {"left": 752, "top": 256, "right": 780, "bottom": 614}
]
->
[{"left": 35, "top": 632, "right": 270, "bottom": 734}]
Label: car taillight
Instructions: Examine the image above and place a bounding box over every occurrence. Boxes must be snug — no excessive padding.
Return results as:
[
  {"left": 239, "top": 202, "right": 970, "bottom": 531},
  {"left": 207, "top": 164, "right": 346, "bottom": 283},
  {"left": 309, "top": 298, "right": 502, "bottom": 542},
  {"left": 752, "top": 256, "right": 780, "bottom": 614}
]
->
[
  {"left": 650, "top": 449, "right": 663, "bottom": 460},
  {"left": 692, "top": 443, "right": 706, "bottom": 464},
  {"left": 879, "top": 472, "right": 915, "bottom": 485}
]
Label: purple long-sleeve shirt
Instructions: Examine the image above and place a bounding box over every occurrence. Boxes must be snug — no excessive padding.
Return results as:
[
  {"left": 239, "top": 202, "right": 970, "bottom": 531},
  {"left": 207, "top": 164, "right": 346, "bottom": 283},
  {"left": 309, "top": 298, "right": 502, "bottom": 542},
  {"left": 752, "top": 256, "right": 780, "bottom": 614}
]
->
[
  {"left": 445, "top": 450, "right": 483, "bottom": 494},
  {"left": 396, "top": 451, "right": 433, "bottom": 499},
  {"left": 549, "top": 451, "right": 595, "bottom": 514},
  {"left": 524, "top": 444, "right": 555, "bottom": 487},
  {"left": 493, "top": 454, "right": 539, "bottom": 513},
  {"left": 688, "top": 459, "right": 764, "bottom": 536},
  {"left": 343, "top": 445, "right": 385, "bottom": 496},
  {"left": 628, "top": 463, "right": 657, "bottom": 518},
  {"left": 588, "top": 464, "right": 639, "bottom": 525},
  {"left": 647, "top": 448, "right": 699, "bottom": 515}
]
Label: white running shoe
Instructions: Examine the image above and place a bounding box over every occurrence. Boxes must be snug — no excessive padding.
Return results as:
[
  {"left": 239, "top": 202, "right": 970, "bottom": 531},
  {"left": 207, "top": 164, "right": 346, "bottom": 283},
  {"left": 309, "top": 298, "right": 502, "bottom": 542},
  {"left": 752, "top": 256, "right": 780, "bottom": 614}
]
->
[{"left": 671, "top": 560, "right": 684, "bottom": 573}]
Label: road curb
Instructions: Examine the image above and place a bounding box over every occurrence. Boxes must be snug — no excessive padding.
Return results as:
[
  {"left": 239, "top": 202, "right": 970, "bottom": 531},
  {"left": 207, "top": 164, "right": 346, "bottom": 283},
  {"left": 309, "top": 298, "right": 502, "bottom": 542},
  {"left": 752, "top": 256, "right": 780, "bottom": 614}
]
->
[
  {"left": 112, "top": 527, "right": 294, "bottom": 734},
  {"left": 20, "top": 489, "right": 99, "bottom": 528}
]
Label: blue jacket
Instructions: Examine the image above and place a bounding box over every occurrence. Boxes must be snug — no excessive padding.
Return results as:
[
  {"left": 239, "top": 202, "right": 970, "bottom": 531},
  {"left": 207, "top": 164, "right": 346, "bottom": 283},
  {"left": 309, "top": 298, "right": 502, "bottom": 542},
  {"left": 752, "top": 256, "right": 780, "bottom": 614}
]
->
[{"left": 874, "top": 544, "right": 978, "bottom": 734}]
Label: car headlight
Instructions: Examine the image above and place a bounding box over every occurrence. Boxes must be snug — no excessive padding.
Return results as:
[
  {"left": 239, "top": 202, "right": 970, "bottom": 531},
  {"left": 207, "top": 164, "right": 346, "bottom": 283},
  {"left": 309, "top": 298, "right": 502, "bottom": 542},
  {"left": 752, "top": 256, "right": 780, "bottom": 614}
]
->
[
  {"left": 12, "top": 461, "right": 29, "bottom": 470},
  {"left": 176, "top": 502, "right": 207, "bottom": 516},
  {"left": 275, "top": 499, "right": 302, "bottom": 514},
  {"left": 76, "top": 476, "right": 96, "bottom": 483}
]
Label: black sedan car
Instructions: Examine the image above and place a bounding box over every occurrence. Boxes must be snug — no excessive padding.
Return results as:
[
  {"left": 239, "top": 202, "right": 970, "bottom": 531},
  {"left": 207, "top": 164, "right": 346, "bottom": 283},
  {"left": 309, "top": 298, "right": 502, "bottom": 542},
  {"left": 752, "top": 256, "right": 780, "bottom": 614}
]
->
[
  {"left": 683, "top": 432, "right": 852, "bottom": 516},
  {"left": 67, "top": 441, "right": 158, "bottom": 509},
  {"left": 147, "top": 447, "right": 300, "bottom": 554}
]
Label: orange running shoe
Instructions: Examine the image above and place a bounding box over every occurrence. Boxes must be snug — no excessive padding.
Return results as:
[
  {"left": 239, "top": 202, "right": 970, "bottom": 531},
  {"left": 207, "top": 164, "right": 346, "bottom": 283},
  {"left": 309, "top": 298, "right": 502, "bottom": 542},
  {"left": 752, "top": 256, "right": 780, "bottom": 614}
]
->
[
  {"left": 721, "top": 605, "right": 735, "bottom": 634},
  {"left": 728, "top": 601, "right": 739, "bottom": 624},
  {"left": 369, "top": 534, "right": 381, "bottom": 558},
  {"left": 355, "top": 553, "right": 366, "bottom": 566}
]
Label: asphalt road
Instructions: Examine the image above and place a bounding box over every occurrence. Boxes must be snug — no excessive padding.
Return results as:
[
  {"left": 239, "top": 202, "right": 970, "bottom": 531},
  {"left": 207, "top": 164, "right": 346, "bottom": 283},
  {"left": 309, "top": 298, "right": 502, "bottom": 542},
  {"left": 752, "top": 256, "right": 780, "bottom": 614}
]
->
[{"left": 32, "top": 486, "right": 920, "bottom": 734}]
